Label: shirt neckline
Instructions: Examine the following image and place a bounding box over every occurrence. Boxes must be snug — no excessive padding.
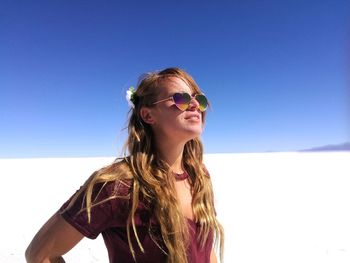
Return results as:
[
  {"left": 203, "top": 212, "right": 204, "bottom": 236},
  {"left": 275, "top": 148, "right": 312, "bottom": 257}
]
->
[{"left": 173, "top": 171, "right": 189, "bottom": 181}]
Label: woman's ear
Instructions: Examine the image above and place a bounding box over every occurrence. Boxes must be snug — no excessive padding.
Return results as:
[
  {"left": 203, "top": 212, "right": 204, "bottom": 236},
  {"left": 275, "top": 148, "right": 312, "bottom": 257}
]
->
[{"left": 140, "top": 106, "right": 156, "bottom": 125}]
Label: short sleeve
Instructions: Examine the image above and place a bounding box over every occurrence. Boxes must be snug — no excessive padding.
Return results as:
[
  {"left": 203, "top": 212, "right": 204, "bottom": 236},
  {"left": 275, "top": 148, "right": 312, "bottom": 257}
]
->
[{"left": 59, "top": 182, "right": 116, "bottom": 239}]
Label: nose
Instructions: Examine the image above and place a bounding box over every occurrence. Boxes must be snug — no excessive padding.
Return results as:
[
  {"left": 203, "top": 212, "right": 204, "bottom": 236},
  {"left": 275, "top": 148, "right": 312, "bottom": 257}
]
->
[{"left": 188, "top": 97, "right": 200, "bottom": 111}]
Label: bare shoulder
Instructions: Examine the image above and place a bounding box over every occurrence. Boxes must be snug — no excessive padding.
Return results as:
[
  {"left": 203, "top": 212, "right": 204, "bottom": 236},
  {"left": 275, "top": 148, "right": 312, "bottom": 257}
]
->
[{"left": 201, "top": 164, "right": 211, "bottom": 178}]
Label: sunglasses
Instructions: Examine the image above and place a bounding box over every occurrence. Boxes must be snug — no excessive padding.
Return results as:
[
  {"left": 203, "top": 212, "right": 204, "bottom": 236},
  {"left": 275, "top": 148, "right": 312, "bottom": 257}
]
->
[{"left": 153, "top": 92, "right": 208, "bottom": 112}]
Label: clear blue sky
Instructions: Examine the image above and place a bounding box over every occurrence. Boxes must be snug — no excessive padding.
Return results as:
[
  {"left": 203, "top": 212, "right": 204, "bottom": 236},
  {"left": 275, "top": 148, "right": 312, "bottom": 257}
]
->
[{"left": 1, "top": 0, "right": 349, "bottom": 158}]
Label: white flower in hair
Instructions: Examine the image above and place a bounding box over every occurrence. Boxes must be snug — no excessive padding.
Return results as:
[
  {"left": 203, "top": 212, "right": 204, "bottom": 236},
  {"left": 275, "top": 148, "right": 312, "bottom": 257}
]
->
[{"left": 126, "top": 86, "right": 136, "bottom": 108}]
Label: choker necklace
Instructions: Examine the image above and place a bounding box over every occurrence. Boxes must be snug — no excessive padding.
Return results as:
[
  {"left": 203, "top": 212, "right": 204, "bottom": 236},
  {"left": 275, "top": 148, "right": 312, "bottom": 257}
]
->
[{"left": 173, "top": 171, "right": 189, "bottom": 181}]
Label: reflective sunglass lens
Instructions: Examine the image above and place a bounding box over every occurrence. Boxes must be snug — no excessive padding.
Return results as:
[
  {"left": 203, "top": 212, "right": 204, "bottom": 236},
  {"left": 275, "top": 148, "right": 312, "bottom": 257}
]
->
[
  {"left": 195, "top": 94, "right": 208, "bottom": 112},
  {"left": 173, "top": 93, "right": 191, "bottom": 111}
]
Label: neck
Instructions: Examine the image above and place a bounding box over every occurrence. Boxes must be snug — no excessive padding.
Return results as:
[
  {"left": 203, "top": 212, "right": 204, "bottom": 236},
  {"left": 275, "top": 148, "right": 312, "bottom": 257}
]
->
[{"left": 156, "top": 141, "right": 186, "bottom": 173}]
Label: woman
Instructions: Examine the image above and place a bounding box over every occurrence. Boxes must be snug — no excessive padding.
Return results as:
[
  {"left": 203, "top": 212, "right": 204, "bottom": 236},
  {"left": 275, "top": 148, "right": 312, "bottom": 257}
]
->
[{"left": 25, "top": 67, "right": 224, "bottom": 263}]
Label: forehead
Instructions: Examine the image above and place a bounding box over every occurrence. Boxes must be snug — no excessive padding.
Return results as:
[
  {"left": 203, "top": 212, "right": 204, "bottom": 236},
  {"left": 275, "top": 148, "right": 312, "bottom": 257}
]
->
[{"left": 159, "top": 77, "right": 192, "bottom": 95}]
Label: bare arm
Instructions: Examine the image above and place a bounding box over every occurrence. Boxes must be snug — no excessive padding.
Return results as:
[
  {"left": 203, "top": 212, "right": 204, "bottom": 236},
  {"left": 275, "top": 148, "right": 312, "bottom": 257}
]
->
[
  {"left": 25, "top": 212, "right": 84, "bottom": 263},
  {"left": 210, "top": 248, "right": 218, "bottom": 263}
]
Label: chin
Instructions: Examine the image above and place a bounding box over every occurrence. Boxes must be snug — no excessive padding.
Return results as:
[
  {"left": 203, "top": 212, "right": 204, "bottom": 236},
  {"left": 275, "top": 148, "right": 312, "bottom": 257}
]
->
[{"left": 184, "top": 129, "right": 202, "bottom": 140}]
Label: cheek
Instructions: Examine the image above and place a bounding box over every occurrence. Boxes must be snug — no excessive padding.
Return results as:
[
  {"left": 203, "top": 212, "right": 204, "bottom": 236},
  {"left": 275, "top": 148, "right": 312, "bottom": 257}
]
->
[
  {"left": 154, "top": 110, "right": 179, "bottom": 128},
  {"left": 163, "top": 114, "right": 181, "bottom": 127}
]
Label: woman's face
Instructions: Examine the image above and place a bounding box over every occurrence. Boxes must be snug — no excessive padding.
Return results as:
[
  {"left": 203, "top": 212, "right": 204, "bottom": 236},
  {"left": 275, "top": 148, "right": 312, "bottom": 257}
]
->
[{"left": 146, "top": 77, "right": 204, "bottom": 145}]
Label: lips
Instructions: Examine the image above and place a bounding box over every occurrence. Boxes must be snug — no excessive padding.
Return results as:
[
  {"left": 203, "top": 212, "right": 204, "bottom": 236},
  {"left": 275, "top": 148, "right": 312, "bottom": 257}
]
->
[{"left": 185, "top": 113, "right": 201, "bottom": 120}]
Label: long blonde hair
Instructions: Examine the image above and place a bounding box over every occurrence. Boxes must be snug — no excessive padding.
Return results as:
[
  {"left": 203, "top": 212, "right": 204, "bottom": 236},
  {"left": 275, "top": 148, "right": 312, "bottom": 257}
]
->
[{"left": 67, "top": 67, "right": 224, "bottom": 263}]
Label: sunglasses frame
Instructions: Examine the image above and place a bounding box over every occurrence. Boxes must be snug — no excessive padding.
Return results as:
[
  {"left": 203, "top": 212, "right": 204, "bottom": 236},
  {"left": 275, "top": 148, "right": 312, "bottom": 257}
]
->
[{"left": 152, "top": 92, "right": 208, "bottom": 112}]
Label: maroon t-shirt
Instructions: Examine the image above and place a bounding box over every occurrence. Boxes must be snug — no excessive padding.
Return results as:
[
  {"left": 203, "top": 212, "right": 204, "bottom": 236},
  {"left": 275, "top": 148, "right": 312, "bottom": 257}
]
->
[{"left": 59, "top": 179, "right": 213, "bottom": 263}]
